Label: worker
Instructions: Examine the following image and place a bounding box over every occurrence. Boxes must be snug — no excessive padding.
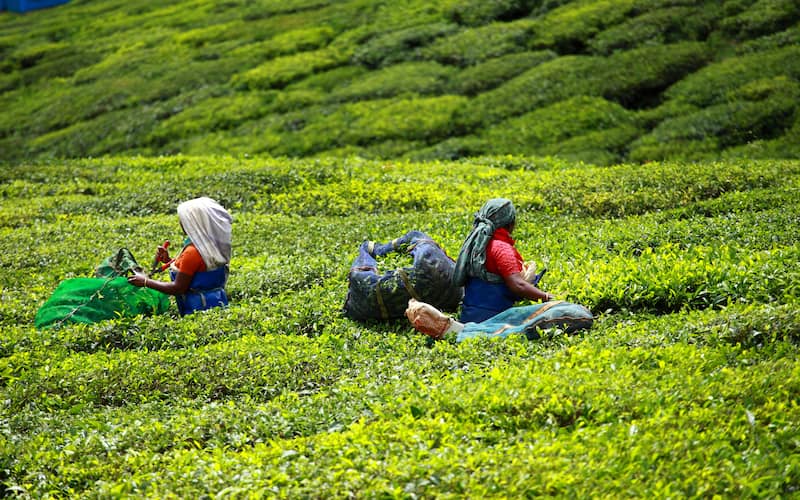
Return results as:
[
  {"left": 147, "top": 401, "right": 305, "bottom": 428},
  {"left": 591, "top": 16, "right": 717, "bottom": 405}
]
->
[
  {"left": 452, "top": 198, "right": 553, "bottom": 323},
  {"left": 128, "top": 197, "right": 232, "bottom": 315}
]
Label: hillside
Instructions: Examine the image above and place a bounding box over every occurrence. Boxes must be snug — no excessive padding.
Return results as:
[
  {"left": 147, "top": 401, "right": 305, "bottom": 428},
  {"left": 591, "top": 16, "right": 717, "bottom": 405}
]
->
[
  {"left": 2, "top": 0, "right": 800, "bottom": 496},
  {"left": 1, "top": 0, "right": 799, "bottom": 164},
  {"left": 1, "top": 156, "right": 800, "bottom": 496}
]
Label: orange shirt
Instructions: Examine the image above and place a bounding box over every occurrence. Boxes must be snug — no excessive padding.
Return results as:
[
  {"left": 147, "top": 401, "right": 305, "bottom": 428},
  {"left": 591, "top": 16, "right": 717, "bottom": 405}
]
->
[{"left": 173, "top": 244, "right": 207, "bottom": 276}]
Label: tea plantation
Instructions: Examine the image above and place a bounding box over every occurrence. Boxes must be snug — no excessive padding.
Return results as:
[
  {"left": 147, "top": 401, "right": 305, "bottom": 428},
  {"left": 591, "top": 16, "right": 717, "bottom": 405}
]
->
[
  {"left": 1, "top": 156, "right": 799, "bottom": 497},
  {"left": 2, "top": 0, "right": 800, "bottom": 497},
  {"left": 1, "top": 0, "right": 799, "bottom": 163}
]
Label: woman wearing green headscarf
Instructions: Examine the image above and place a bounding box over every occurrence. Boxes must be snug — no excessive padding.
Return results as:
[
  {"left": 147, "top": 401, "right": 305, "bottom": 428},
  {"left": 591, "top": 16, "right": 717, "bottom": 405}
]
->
[
  {"left": 451, "top": 198, "right": 552, "bottom": 323},
  {"left": 404, "top": 198, "right": 592, "bottom": 342}
]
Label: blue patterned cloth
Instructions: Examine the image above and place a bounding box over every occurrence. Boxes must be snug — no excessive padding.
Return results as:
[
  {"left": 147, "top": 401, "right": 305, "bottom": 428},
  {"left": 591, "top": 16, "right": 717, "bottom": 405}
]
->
[{"left": 456, "top": 301, "right": 593, "bottom": 342}]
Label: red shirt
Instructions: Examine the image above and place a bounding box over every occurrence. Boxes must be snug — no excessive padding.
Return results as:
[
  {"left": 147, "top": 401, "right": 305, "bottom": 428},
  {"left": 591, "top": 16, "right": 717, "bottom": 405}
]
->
[
  {"left": 485, "top": 227, "right": 523, "bottom": 277},
  {"left": 173, "top": 244, "right": 207, "bottom": 276}
]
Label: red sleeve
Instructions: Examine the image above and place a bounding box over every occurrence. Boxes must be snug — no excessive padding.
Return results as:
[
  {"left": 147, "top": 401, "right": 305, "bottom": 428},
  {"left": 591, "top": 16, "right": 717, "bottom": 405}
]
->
[
  {"left": 173, "top": 244, "right": 206, "bottom": 275},
  {"left": 485, "top": 240, "right": 523, "bottom": 277}
]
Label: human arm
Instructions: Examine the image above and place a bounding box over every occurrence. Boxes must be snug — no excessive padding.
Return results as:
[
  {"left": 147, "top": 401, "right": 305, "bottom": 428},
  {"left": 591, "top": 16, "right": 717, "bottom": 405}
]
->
[
  {"left": 503, "top": 272, "right": 554, "bottom": 302},
  {"left": 131, "top": 243, "right": 204, "bottom": 295},
  {"left": 128, "top": 270, "right": 193, "bottom": 296},
  {"left": 486, "top": 236, "right": 553, "bottom": 302}
]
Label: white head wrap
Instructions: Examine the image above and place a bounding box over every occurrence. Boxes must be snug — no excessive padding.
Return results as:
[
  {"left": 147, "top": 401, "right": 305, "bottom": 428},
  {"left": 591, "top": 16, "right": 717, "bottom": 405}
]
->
[{"left": 177, "top": 197, "right": 232, "bottom": 270}]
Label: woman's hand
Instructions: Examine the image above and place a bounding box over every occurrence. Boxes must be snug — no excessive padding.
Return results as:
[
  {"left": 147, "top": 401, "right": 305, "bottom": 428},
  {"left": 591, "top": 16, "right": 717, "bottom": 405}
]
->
[
  {"left": 127, "top": 271, "right": 148, "bottom": 288},
  {"left": 155, "top": 243, "right": 170, "bottom": 264},
  {"left": 522, "top": 262, "right": 537, "bottom": 282}
]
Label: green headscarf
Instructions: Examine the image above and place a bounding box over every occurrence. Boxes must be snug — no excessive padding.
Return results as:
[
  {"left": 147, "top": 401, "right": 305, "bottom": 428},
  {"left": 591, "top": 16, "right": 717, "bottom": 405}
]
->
[{"left": 451, "top": 198, "right": 517, "bottom": 287}]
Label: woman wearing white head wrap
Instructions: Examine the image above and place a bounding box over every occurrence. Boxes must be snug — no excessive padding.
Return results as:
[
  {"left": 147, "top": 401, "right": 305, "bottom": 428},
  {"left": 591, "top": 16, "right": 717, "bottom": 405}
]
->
[
  {"left": 176, "top": 197, "right": 232, "bottom": 270},
  {"left": 128, "top": 197, "right": 232, "bottom": 315}
]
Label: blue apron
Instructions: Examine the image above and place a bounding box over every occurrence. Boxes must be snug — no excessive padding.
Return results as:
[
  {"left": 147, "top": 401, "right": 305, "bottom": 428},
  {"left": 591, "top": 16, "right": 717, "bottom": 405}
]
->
[
  {"left": 459, "top": 277, "right": 516, "bottom": 323},
  {"left": 171, "top": 265, "right": 229, "bottom": 316}
]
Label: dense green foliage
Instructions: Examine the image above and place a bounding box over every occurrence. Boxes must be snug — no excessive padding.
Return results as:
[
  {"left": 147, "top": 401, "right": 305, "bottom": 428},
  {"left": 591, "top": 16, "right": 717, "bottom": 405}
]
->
[
  {"left": 2, "top": 0, "right": 799, "bottom": 164},
  {"left": 1, "top": 156, "right": 799, "bottom": 497},
  {"left": 2, "top": 0, "right": 800, "bottom": 496}
]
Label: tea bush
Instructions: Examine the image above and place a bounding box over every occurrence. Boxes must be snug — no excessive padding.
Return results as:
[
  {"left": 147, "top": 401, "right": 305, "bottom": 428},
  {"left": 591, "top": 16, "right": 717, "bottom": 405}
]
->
[
  {"left": 232, "top": 47, "right": 350, "bottom": 89},
  {"left": 719, "top": 0, "right": 800, "bottom": 39},
  {"left": 287, "top": 65, "right": 368, "bottom": 93},
  {"left": 351, "top": 22, "right": 460, "bottom": 68},
  {"left": 404, "top": 136, "right": 488, "bottom": 161},
  {"left": 737, "top": 24, "right": 800, "bottom": 53},
  {"left": 0, "top": 42, "right": 102, "bottom": 87},
  {"left": 3, "top": 0, "right": 800, "bottom": 493},
  {"left": 588, "top": 5, "right": 718, "bottom": 55},
  {"left": 720, "top": 118, "right": 800, "bottom": 160},
  {"left": 629, "top": 77, "right": 800, "bottom": 162},
  {"left": 663, "top": 45, "right": 800, "bottom": 107},
  {"left": 147, "top": 92, "right": 278, "bottom": 145},
  {"left": 172, "top": 20, "right": 253, "bottom": 49},
  {"left": 540, "top": 125, "right": 641, "bottom": 166},
  {"left": 328, "top": 61, "right": 458, "bottom": 101},
  {"left": 450, "top": 50, "right": 557, "bottom": 96},
  {"left": 479, "top": 96, "right": 638, "bottom": 160},
  {"left": 420, "top": 19, "right": 538, "bottom": 66},
  {"left": 445, "top": 0, "right": 542, "bottom": 26},
  {"left": 459, "top": 42, "right": 710, "bottom": 129},
  {"left": 562, "top": 243, "right": 800, "bottom": 313},
  {"left": 270, "top": 95, "right": 468, "bottom": 155},
  {"left": 226, "top": 26, "right": 338, "bottom": 66},
  {"left": 5, "top": 301, "right": 799, "bottom": 496},
  {"left": 322, "top": 138, "right": 430, "bottom": 160},
  {"left": 529, "top": 0, "right": 638, "bottom": 52},
  {"left": 24, "top": 109, "right": 150, "bottom": 159}
]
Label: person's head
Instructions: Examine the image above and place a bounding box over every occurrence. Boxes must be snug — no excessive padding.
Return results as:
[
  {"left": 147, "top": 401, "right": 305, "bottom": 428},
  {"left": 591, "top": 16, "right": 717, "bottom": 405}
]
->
[
  {"left": 177, "top": 197, "right": 232, "bottom": 269},
  {"left": 451, "top": 198, "right": 517, "bottom": 287},
  {"left": 477, "top": 198, "right": 516, "bottom": 233},
  {"left": 177, "top": 197, "right": 229, "bottom": 231}
]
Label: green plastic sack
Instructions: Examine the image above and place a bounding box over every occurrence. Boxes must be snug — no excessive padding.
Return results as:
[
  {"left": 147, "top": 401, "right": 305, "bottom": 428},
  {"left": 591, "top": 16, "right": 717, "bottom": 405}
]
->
[
  {"left": 95, "top": 248, "right": 144, "bottom": 278},
  {"left": 35, "top": 248, "right": 170, "bottom": 329},
  {"left": 35, "top": 277, "right": 170, "bottom": 329}
]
